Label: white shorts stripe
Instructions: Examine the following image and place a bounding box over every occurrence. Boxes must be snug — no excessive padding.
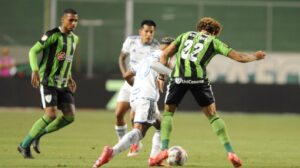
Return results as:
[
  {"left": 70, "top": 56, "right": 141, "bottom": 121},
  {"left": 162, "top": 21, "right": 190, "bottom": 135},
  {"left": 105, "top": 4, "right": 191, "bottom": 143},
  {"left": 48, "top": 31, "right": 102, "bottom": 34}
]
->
[
  {"left": 164, "top": 83, "right": 170, "bottom": 103},
  {"left": 40, "top": 85, "right": 46, "bottom": 109}
]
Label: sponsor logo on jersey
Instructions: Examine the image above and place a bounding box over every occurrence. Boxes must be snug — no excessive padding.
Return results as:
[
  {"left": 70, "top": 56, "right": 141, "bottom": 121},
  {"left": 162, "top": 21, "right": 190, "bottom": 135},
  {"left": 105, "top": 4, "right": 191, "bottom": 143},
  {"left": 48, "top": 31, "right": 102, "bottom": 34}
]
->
[
  {"left": 41, "top": 35, "right": 48, "bottom": 41},
  {"left": 45, "top": 94, "right": 52, "bottom": 103},
  {"left": 56, "top": 51, "right": 66, "bottom": 61},
  {"left": 174, "top": 77, "right": 204, "bottom": 84}
]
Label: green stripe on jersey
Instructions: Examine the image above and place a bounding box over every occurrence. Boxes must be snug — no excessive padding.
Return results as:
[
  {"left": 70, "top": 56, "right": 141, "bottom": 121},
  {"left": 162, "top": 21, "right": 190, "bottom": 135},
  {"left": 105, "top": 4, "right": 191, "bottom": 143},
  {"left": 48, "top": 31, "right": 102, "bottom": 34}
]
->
[
  {"left": 171, "top": 31, "right": 232, "bottom": 80},
  {"left": 36, "top": 27, "right": 79, "bottom": 88}
]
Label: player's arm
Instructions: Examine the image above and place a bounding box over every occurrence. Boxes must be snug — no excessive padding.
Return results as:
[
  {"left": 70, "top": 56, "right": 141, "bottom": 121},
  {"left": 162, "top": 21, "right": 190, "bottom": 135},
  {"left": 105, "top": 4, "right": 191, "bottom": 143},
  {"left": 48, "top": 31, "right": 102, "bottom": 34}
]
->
[
  {"left": 160, "top": 43, "right": 178, "bottom": 66},
  {"left": 68, "top": 75, "right": 77, "bottom": 93},
  {"left": 29, "top": 43, "right": 44, "bottom": 88},
  {"left": 119, "top": 52, "right": 129, "bottom": 76},
  {"left": 123, "top": 70, "right": 135, "bottom": 86},
  {"left": 227, "top": 49, "right": 266, "bottom": 63}
]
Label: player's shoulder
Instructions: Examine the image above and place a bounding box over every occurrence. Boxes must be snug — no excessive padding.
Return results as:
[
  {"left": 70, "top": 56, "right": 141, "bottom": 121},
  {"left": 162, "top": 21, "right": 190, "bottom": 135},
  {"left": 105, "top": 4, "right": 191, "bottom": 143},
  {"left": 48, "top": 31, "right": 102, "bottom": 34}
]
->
[
  {"left": 150, "top": 38, "right": 160, "bottom": 47},
  {"left": 45, "top": 27, "right": 61, "bottom": 37}
]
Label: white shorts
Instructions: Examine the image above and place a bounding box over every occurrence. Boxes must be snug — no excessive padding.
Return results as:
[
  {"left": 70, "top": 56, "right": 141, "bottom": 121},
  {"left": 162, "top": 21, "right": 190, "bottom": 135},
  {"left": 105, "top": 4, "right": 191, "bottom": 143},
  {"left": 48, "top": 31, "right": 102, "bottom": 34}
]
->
[
  {"left": 117, "top": 82, "right": 132, "bottom": 102},
  {"left": 130, "top": 98, "right": 160, "bottom": 124}
]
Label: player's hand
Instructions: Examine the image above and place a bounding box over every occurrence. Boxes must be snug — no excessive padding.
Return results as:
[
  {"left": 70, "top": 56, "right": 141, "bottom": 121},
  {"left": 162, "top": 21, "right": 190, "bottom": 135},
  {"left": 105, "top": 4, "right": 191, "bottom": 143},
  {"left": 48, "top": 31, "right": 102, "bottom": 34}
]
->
[
  {"left": 157, "top": 78, "right": 165, "bottom": 93},
  {"left": 68, "top": 77, "right": 77, "bottom": 93},
  {"left": 254, "top": 51, "right": 266, "bottom": 60},
  {"left": 31, "top": 70, "right": 40, "bottom": 88}
]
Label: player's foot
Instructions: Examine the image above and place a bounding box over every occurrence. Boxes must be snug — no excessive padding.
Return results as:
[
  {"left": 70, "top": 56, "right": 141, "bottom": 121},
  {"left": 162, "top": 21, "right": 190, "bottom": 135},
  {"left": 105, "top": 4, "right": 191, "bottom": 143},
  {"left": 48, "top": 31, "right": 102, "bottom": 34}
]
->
[
  {"left": 127, "top": 142, "right": 143, "bottom": 157},
  {"left": 148, "top": 157, "right": 169, "bottom": 167},
  {"left": 227, "top": 152, "right": 242, "bottom": 167},
  {"left": 92, "top": 146, "right": 113, "bottom": 168},
  {"left": 17, "top": 143, "right": 34, "bottom": 159},
  {"left": 154, "top": 149, "right": 168, "bottom": 165},
  {"left": 32, "top": 137, "right": 41, "bottom": 154}
]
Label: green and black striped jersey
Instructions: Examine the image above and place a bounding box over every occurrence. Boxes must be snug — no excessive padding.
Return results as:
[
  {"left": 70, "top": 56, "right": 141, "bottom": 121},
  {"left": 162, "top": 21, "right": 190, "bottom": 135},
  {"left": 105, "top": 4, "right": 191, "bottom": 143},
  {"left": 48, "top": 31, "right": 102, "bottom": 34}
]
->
[
  {"left": 34, "top": 27, "right": 79, "bottom": 88},
  {"left": 171, "top": 31, "right": 232, "bottom": 81}
]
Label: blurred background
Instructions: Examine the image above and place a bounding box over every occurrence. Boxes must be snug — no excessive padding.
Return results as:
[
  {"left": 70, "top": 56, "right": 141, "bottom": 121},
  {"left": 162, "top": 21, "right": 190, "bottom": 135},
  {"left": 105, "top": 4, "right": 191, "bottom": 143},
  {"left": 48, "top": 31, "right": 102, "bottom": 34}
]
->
[{"left": 0, "top": 0, "right": 299, "bottom": 113}]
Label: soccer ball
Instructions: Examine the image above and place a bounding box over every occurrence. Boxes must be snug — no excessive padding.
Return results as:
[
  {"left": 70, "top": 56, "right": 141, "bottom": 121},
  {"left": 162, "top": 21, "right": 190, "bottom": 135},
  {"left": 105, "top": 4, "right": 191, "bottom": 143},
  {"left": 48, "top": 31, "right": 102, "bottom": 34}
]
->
[{"left": 167, "top": 146, "right": 188, "bottom": 166}]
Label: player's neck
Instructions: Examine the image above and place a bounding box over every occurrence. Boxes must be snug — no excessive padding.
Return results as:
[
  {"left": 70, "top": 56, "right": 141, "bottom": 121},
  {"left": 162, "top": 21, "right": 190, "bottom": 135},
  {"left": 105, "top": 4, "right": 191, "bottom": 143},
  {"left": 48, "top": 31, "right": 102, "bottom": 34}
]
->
[
  {"left": 200, "top": 30, "right": 214, "bottom": 36},
  {"left": 60, "top": 26, "right": 72, "bottom": 34}
]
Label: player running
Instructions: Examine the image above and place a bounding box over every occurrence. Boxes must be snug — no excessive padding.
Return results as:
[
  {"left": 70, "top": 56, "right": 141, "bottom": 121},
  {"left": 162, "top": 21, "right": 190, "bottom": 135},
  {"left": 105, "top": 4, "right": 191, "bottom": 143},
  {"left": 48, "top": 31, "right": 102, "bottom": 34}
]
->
[
  {"left": 17, "top": 9, "right": 79, "bottom": 158},
  {"left": 154, "top": 17, "right": 266, "bottom": 167},
  {"left": 92, "top": 37, "right": 174, "bottom": 168},
  {"left": 115, "top": 20, "right": 160, "bottom": 157}
]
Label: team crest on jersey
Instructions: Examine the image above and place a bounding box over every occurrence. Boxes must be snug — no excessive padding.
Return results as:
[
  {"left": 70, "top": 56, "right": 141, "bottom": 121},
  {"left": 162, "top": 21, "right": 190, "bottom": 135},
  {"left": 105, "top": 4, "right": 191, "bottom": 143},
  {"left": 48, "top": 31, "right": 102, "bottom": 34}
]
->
[
  {"left": 45, "top": 94, "right": 52, "bottom": 103},
  {"left": 175, "top": 77, "right": 183, "bottom": 84},
  {"left": 41, "top": 35, "right": 48, "bottom": 41},
  {"left": 56, "top": 51, "right": 66, "bottom": 61}
]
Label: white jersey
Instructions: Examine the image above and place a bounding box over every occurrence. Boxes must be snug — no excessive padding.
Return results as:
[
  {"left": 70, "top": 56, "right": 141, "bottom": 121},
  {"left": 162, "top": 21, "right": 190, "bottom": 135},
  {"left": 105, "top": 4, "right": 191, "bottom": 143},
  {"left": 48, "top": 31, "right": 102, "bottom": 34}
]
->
[
  {"left": 122, "top": 35, "right": 160, "bottom": 70},
  {"left": 130, "top": 49, "right": 162, "bottom": 102}
]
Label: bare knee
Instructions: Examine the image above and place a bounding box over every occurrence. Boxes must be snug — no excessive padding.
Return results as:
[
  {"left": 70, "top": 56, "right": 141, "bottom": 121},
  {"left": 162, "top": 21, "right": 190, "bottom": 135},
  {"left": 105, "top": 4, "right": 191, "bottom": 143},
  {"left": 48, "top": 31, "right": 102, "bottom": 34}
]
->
[
  {"left": 202, "top": 102, "right": 216, "bottom": 118},
  {"left": 165, "top": 104, "right": 177, "bottom": 113},
  {"left": 45, "top": 107, "right": 58, "bottom": 120}
]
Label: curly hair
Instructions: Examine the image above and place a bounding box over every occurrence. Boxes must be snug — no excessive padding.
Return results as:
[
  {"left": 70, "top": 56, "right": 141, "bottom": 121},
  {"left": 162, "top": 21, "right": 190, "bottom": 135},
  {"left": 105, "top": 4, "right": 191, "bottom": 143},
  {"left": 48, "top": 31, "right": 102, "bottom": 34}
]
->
[{"left": 196, "top": 17, "right": 223, "bottom": 37}]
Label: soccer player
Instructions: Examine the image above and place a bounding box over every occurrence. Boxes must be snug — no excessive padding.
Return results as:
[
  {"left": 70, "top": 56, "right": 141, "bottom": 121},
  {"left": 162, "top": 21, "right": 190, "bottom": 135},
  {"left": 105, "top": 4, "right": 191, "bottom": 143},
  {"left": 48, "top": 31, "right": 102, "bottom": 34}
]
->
[
  {"left": 154, "top": 17, "right": 266, "bottom": 167},
  {"left": 17, "top": 9, "right": 79, "bottom": 159},
  {"left": 115, "top": 19, "right": 160, "bottom": 156},
  {"left": 92, "top": 37, "right": 174, "bottom": 168}
]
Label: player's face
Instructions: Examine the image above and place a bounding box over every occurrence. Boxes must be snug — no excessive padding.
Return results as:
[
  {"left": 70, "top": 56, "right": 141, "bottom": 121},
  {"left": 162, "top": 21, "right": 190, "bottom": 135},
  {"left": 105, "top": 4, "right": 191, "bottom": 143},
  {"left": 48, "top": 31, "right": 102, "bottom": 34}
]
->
[
  {"left": 139, "top": 25, "right": 155, "bottom": 44},
  {"left": 61, "top": 14, "right": 78, "bottom": 33}
]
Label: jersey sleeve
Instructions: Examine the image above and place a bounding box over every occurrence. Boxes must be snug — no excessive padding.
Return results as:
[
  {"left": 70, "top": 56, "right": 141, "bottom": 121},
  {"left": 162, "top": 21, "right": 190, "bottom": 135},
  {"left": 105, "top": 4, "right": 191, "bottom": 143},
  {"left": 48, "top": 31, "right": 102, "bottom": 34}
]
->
[
  {"left": 172, "top": 33, "right": 185, "bottom": 47},
  {"left": 121, "top": 37, "right": 131, "bottom": 55},
  {"left": 213, "top": 38, "right": 232, "bottom": 56},
  {"left": 37, "top": 31, "right": 58, "bottom": 49}
]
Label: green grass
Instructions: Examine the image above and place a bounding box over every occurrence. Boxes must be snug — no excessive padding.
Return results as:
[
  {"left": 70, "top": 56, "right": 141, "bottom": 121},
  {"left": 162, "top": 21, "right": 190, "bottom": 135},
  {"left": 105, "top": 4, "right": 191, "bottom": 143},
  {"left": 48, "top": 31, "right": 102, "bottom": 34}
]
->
[{"left": 0, "top": 109, "right": 300, "bottom": 168}]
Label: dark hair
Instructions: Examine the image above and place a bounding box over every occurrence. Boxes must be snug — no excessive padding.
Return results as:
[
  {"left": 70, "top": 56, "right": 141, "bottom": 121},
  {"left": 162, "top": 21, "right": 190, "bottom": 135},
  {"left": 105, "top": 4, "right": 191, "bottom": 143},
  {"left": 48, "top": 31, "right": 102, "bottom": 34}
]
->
[
  {"left": 63, "top": 8, "right": 77, "bottom": 15},
  {"left": 161, "top": 37, "right": 175, "bottom": 45},
  {"left": 196, "top": 17, "right": 222, "bottom": 37},
  {"left": 141, "top": 19, "right": 156, "bottom": 28}
]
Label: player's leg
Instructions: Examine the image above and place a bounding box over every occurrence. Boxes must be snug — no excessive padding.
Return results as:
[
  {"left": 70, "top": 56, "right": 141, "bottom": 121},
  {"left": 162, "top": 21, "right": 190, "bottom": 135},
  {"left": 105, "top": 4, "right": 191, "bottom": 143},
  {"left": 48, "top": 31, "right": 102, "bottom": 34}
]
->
[
  {"left": 155, "top": 81, "right": 188, "bottom": 164},
  {"left": 115, "top": 83, "right": 131, "bottom": 141},
  {"left": 161, "top": 81, "right": 188, "bottom": 150},
  {"left": 18, "top": 85, "right": 58, "bottom": 158},
  {"left": 18, "top": 106, "right": 57, "bottom": 158},
  {"left": 148, "top": 115, "right": 168, "bottom": 167},
  {"left": 192, "top": 83, "right": 242, "bottom": 167},
  {"left": 93, "top": 123, "right": 151, "bottom": 168},
  {"left": 128, "top": 108, "right": 145, "bottom": 157},
  {"left": 32, "top": 88, "right": 75, "bottom": 153}
]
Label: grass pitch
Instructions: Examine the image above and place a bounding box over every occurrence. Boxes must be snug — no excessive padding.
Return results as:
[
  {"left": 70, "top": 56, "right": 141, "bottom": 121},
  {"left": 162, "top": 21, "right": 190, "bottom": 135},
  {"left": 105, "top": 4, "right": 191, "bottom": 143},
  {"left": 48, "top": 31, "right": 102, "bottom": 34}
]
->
[{"left": 0, "top": 109, "right": 299, "bottom": 168}]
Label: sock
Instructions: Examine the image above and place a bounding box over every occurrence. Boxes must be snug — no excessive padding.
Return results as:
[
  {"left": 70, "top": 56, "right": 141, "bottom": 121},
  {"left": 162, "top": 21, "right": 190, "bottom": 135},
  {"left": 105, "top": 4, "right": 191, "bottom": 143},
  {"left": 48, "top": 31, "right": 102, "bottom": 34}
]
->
[
  {"left": 21, "top": 115, "right": 53, "bottom": 148},
  {"left": 115, "top": 125, "right": 127, "bottom": 141},
  {"left": 112, "top": 128, "right": 142, "bottom": 157},
  {"left": 150, "top": 130, "right": 162, "bottom": 158},
  {"left": 42, "top": 115, "right": 75, "bottom": 135},
  {"left": 208, "top": 114, "right": 234, "bottom": 153},
  {"left": 161, "top": 110, "right": 174, "bottom": 150}
]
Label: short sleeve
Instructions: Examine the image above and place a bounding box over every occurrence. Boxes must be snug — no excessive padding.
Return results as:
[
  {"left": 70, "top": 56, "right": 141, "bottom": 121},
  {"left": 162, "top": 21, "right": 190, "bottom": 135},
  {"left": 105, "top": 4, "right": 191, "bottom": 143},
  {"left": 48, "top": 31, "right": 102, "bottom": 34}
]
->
[
  {"left": 121, "top": 37, "right": 131, "bottom": 55},
  {"left": 213, "top": 38, "right": 232, "bottom": 56},
  {"left": 37, "top": 31, "right": 58, "bottom": 49},
  {"left": 172, "top": 33, "right": 185, "bottom": 47}
]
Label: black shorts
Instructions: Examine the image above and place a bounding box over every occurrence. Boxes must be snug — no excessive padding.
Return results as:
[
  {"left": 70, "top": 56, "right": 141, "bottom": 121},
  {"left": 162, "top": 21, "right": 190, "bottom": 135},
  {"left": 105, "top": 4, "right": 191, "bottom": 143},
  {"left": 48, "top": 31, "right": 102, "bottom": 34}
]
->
[
  {"left": 164, "top": 79, "right": 215, "bottom": 107},
  {"left": 39, "top": 85, "right": 75, "bottom": 109}
]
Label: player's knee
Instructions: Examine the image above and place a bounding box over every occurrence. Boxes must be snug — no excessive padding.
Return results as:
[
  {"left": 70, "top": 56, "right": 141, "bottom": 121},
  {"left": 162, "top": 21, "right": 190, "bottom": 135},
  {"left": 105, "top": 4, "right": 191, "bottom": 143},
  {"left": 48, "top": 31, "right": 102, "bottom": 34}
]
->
[
  {"left": 46, "top": 114, "right": 57, "bottom": 120},
  {"left": 165, "top": 104, "right": 176, "bottom": 112}
]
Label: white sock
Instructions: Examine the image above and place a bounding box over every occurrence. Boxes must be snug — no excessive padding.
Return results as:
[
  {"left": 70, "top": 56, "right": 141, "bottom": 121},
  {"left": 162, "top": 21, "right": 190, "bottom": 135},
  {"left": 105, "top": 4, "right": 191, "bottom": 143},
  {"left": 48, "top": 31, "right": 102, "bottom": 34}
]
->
[
  {"left": 112, "top": 128, "right": 142, "bottom": 157},
  {"left": 115, "top": 125, "right": 127, "bottom": 141},
  {"left": 150, "top": 130, "right": 162, "bottom": 158}
]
